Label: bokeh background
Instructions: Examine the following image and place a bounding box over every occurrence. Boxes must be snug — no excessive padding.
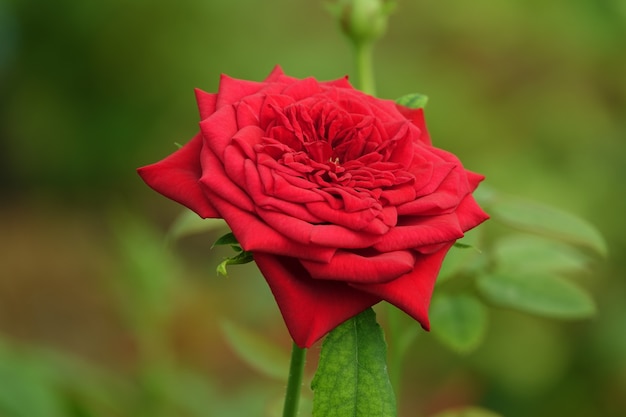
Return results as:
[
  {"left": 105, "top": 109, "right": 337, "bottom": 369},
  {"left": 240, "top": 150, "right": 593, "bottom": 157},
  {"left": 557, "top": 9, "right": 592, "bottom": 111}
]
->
[{"left": 1, "top": 0, "right": 625, "bottom": 416}]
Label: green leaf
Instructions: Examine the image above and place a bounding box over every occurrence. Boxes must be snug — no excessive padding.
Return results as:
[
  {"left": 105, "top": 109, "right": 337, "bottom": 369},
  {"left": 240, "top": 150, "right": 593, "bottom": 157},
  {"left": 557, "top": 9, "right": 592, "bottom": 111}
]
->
[
  {"left": 494, "top": 234, "right": 590, "bottom": 275},
  {"left": 219, "top": 320, "right": 290, "bottom": 381},
  {"left": 395, "top": 93, "right": 429, "bottom": 109},
  {"left": 429, "top": 294, "right": 488, "bottom": 354},
  {"left": 488, "top": 196, "right": 607, "bottom": 257},
  {"left": 216, "top": 250, "right": 254, "bottom": 277},
  {"left": 430, "top": 406, "right": 503, "bottom": 417},
  {"left": 477, "top": 273, "right": 596, "bottom": 319},
  {"left": 212, "top": 232, "right": 239, "bottom": 248},
  {"left": 311, "top": 308, "right": 396, "bottom": 417}
]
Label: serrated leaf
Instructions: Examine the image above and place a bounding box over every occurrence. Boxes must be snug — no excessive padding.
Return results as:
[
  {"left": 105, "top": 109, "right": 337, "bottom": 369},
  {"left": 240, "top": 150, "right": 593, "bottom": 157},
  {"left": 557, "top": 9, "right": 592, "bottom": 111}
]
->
[
  {"left": 219, "top": 320, "right": 290, "bottom": 381},
  {"left": 494, "top": 234, "right": 590, "bottom": 275},
  {"left": 311, "top": 308, "right": 396, "bottom": 417},
  {"left": 395, "top": 93, "right": 429, "bottom": 109},
  {"left": 488, "top": 196, "right": 607, "bottom": 257},
  {"left": 477, "top": 273, "right": 596, "bottom": 319},
  {"left": 430, "top": 406, "right": 503, "bottom": 417},
  {"left": 216, "top": 251, "right": 254, "bottom": 277},
  {"left": 429, "top": 294, "right": 488, "bottom": 354}
]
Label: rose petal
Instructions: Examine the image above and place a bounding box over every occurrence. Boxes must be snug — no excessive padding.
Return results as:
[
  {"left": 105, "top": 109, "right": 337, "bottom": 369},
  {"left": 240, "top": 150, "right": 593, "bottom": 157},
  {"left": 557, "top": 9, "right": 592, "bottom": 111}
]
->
[
  {"left": 204, "top": 191, "right": 335, "bottom": 262},
  {"left": 254, "top": 253, "right": 381, "bottom": 347},
  {"left": 216, "top": 74, "right": 265, "bottom": 109},
  {"left": 396, "top": 106, "right": 431, "bottom": 145},
  {"left": 301, "top": 250, "right": 415, "bottom": 283},
  {"left": 194, "top": 89, "right": 217, "bottom": 120},
  {"left": 351, "top": 244, "right": 454, "bottom": 330},
  {"left": 137, "top": 133, "right": 219, "bottom": 218},
  {"left": 373, "top": 213, "right": 464, "bottom": 252},
  {"left": 455, "top": 194, "right": 490, "bottom": 231},
  {"left": 309, "top": 224, "right": 382, "bottom": 248}
]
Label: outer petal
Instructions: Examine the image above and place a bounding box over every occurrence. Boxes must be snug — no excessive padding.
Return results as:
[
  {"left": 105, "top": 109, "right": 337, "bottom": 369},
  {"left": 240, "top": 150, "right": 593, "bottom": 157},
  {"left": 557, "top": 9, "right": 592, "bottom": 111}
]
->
[
  {"left": 194, "top": 89, "right": 217, "bottom": 120},
  {"left": 254, "top": 253, "right": 381, "bottom": 347},
  {"left": 137, "top": 133, "right": 219, "bottom": 218},
  {"left": 396, "top": 106, "right": 431, "bottom": 145},
  {"left": 351, "top": 244, "right": 454, "bottom": 330},
  {"left": 455, "top": 194, "right": 490, "bottom": 231},
  {"left": 301, "top": 250, "right": 414, "bottom": 283},
  {"left": 373, "top": 213, "right": 464, "bottom": 252}
]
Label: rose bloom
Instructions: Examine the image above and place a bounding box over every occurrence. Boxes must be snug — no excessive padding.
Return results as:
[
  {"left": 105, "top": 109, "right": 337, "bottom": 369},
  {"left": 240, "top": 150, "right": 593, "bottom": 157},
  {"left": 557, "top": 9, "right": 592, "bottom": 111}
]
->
[{"left": 138, "top": 66, "right": 488, "bottom": 348}]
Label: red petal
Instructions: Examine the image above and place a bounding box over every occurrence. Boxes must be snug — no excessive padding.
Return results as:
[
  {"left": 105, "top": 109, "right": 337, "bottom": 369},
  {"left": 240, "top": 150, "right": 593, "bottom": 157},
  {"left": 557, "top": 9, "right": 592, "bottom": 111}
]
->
[
  {"left": 351, "top": 244, "right": 454, "bottom": 330},
  {"left": 254, "top": 254, "right": 381, "bottom": 347},
  {"left": 137, "top": 133, "right": 219, "bottom": 218},
  {"left": 216, "top": 74, "right": 265, "bottom": 109},
  {"left": 374, "top": 213, "right": 464, "bottom": 252},
  {"left": 194, "top": 89, "right": 217, "bottom": 120},
  {"left": 301, "top": 250, "right": 415, "bottom": 283}
]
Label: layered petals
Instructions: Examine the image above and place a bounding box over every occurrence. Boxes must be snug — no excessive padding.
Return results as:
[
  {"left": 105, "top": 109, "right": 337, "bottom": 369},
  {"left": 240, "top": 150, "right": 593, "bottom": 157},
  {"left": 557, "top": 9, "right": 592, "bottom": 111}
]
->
[{"left": 138, "top": 66, "right": 489, "bottom": 348}]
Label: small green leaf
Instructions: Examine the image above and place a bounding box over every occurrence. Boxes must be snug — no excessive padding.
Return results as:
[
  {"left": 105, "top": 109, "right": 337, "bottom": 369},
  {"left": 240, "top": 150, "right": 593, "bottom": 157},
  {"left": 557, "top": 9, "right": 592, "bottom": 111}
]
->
[
  {"left": 453, "top": 242, "right": 476, "bottom": 250},
  {"left": 216, "top": 251, "right": 254, "bottom": 277},
  {"left": 429, "top": 294, "right": 488, "bottom": 354},
  {"left": 212, "top": 232, "right": 239, "bottom": 248},
  {"left": 430, "top": 406, "right": 503, "bottom": 417},
  {"left": 396, "top": 93, "right": 429, "bottom": 109},
  {"left": 477, "top": 273, "right": 596, "bottom": 319},
  {"left": 219, "top": 320, "right": 290, "bottom": 381},
  {"left": 488, "top": 196, "right": 607, "bottom": 257},
  {"left": 311, "top": 308, "right": 396, "bottom": 417}
]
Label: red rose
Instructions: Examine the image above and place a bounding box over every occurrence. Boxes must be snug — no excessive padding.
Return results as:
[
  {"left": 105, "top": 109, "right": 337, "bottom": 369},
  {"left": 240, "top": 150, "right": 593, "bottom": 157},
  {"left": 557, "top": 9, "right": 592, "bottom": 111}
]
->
[{"left": 138, "top": 66, "right": 488, "bottom": 348}]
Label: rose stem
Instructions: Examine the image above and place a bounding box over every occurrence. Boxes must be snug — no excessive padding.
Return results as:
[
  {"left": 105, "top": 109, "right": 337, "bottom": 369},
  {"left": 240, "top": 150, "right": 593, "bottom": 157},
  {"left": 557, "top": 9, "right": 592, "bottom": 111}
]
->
[
  {"left": 354, "top": 42, "right": 376, "bottom": 96},
  {"left": 282, "top": 342, "right": 307, "bottom": 417}
]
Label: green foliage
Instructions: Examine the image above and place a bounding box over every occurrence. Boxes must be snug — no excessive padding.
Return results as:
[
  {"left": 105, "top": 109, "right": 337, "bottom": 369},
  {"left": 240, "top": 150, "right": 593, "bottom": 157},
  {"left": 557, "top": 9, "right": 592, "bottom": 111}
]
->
[
  {"left": 212, "top": 232, "right": 254, "bottom": 277},
  {"left": 311, "top": 308, "right": 396, "bottom": 417},
  {"left": 429, "top": 294, "right": 488, "bottom": 354},
  {"left": 477, "top": 273, "right": 596, "bottom": 319},
  {"left": 487, "top": 194, "right": 608, "bottom": 257},
  {"left": 426, "top": 188, "right": 604, "bottom": 357},
  {"left": 395, "top": 93, "right": 429, "bottom": 109}
]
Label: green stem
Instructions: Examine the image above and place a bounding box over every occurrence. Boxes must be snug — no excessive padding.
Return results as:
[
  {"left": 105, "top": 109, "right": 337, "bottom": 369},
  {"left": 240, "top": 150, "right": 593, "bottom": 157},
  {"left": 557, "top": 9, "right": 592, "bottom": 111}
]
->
[
  {"left": 282, "top": 342, "right": 307, "bottom": 417},
  {"left": 354, "top": 42, "right": 376, "bottom": 96}
]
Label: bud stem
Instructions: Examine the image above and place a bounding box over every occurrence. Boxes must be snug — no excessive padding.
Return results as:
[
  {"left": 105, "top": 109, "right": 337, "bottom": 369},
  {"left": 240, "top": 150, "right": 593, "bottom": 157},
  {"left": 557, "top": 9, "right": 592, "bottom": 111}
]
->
[{"left": 354, "top": 42, "right": 376, "bottom": 96}]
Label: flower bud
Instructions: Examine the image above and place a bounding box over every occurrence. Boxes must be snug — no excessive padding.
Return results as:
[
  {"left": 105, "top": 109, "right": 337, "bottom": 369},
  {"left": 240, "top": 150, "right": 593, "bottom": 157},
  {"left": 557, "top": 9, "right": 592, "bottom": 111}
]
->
[{"left": 333, "top": 0, "right": 395, "bottom": 45}]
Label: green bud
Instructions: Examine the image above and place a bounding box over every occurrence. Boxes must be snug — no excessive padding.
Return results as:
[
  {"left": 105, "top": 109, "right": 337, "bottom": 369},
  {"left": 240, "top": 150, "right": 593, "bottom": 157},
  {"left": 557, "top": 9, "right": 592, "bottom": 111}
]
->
[{"left": 331, "top": 0, "right": 396, "bottom": 45}]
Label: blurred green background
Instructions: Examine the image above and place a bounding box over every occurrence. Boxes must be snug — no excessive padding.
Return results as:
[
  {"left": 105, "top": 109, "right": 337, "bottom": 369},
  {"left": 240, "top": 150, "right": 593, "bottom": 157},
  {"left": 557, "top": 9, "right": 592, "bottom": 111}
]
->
[{"left": 0, "top": 0, "right": 624, "bottom": 416}]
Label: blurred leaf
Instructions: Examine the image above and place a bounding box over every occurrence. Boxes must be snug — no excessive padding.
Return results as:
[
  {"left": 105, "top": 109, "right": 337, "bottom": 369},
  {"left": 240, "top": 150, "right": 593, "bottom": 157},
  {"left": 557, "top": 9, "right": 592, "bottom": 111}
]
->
[
  {"left": 430, "top": 406, "right": 502, "bottom": 417},
  {"left": 111, "top": 211, "right": 179, "bottom": 326},
  {"left": 488, "top": 196, "right": 608, "bottom": 257},
  {"left": 0, "top": 349, "right": 66, "bottom": 417},
  {"left": 429, "top": 294, "right": 488, "bottom": 354},
  {"left": 494, "top": 234, "right": 590, "bottom": 275},
  {"left": 220, "top": 320, "right": 290, "bottom": 381},
  {"left": 477, "top": 273, "right": 596, "bottom": 319},
  {"left": 166, "top": 209, "right": 227, "bottom": 243},
  {"left": 395, "top": 93, "right": 429, "bottom": 109},
  {"left": 311, "top": 308, "right": 396, "bottom": 417}
]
